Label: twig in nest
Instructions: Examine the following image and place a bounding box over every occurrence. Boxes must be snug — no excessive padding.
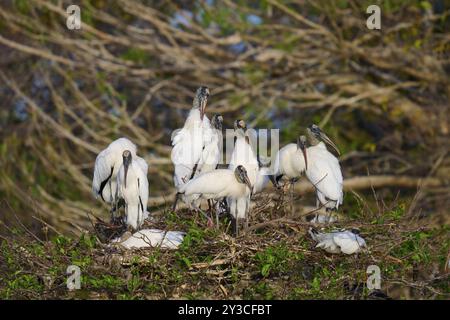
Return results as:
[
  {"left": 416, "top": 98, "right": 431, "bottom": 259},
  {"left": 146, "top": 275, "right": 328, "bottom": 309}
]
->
[{"left": 87, "top": 212, "right": 127, "bottom": 243}]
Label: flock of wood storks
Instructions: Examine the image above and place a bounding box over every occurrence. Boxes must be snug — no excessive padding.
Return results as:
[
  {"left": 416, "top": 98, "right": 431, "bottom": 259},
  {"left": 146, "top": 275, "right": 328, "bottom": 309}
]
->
[{"left": 92, "top": 86, "right": 366, "bottom": 254}]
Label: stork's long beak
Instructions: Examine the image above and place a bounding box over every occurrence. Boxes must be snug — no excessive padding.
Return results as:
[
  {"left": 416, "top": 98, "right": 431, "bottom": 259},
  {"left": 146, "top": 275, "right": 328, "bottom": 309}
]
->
[
  {"left": 200, "top": 97, "right": 207, "bottom": 121},
  {"left": 297, "top": 138, "right": 308, "bottom": 171},
  {"left": 301, "top": 147, "right": 308, "bottom": 171},
  {"left": 122, "top": 154, "right": 132, "bottom": 188},
  {"left": 319, "top": 131, "right": 340, "bottom": 156},
  {"left": 124, "top": 162, "right": 129, "bottom": 188},
  {"left": 242, "top": 173, "right": 252, "bottom": 191}
]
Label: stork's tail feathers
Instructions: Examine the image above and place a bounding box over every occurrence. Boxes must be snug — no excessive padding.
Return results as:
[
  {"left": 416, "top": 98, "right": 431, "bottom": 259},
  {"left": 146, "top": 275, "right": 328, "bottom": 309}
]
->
[
  {"left": 268, "top": 175, "right": 280, "bottom": 189},
  {"left": 308, "top": 227, "right": 320, "bottom": 240}
]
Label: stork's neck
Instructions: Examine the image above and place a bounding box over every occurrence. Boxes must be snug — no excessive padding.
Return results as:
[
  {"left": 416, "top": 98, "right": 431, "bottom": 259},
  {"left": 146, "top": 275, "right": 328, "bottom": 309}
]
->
[
  {"left": 192, "top": 95, "right": 201, "bottom": 110},
  {"left": 307, "top": 133, "right": 321, "bottom": 146},
  {"left": 188, "top": 107, "right": 201, "bottom": 119},
  {"left": 185, "top": 108, "right": 209, "bottom": 129},
  {"left": 312, "top": 141, "right": 327, "bottom": 150}
]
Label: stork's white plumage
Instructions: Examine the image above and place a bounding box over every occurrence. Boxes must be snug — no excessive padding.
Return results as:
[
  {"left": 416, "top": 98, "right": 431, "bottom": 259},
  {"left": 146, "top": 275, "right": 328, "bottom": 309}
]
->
[
  {"left": 301, "top": 125, "right": 343, "bottom": 211},
  {"left": 273, "top": 142, "right": 307, "bottom": 183},
  {"left": 309, "top": 228, "right": 366, "bottom": 254},
  {"left": 196, "top": 114, "right": 223, "bottom": 176},
  {"left": 117, "top": 151, "right": 149, "bottom": 230},
  {"left": 179, "top": 166, "right": 252, "bottom": 202},
  {"left": 178, "top": 166, "right": 251, "bottom": 231},
  {"left": 227, "top": 120, "right": 258, "bottom": 222},
  {"left": 115, "top": 229, "right": 185, "bottom": 250},
  {"left": 171, "top": 86, "right": 210, "bottom": 190},
  {"left": 228, "top": 120, "right": 258, "bottom": 185},
  {"left": 92, "top": 137, "right": 137, "bottom": 204},
  {"left": 271, "top": 138, "right": 308, "bottom": 215},
  {"left": 253, "top": 166, "right": 271, "bottom": 194},
  {"left": 305, "top": 143, "right": 343, "bottom": 210}
]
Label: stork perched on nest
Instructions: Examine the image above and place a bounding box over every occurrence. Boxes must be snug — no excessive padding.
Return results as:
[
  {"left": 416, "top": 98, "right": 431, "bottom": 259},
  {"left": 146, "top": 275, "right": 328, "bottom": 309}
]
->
[
  {"left": 300, "top": 124, "right": 343, "bottom": 215},
  {"left": 171, "top": 86, "right": 213, "bottom": 210},
  {"left": 92, "top": 138, "right": 148, "bottom": 225}
]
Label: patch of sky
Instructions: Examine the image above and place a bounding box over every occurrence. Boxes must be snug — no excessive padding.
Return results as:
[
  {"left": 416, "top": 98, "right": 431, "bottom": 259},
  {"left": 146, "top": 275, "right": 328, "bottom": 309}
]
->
[
  {"left": 170, "top": 10, "right": 193, "bottom": 29},
  {"left": 31, "top": 75, "right": 45, "bottom": 95},
  {"left": 108, "top": 107, "right": 121, "bottom": 117},
  {"left": 13, "top": 99, "right": 28, "bottom": 121},
  {"left": 246, "top": 14, "right": 262, "bottom": 25},
  {"left": 228, "top": 41, "right": 247, "bottom": 54}
]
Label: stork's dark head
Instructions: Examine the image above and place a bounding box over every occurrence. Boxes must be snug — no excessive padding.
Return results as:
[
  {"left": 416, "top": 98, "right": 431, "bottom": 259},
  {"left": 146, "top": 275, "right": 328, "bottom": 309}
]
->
[
  {"left": 193, "top": 86, "right": 210, "bottom": 120},
  {"left": 307, "top": 124, "right": 340, "bottom": 156},
  {"left": 234, "top": 165, "right": 252, "bottom": 190},
  {"left": 211, "top": 114, "right": 223, "bottom": 130},
  {"left": 234, "top": 119, "right": 247, "bottom": 131},
  {"left": 297, "top": 135, "right": 308, "bottom": 171},
  {"left": 122, "top": 150, "right": 132, "bottom": 188}
]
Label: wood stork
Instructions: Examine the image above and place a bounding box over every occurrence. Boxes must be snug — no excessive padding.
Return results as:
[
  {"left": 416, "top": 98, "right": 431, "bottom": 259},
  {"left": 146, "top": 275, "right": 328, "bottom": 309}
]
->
[
  {"left": 309, "top": 228, "right": 366, "bottom": 254},
  {"left": 298, "top": 125, "right": 343, "bottom": 214},
  {"left": 171, "top": 86, "right": 210, "bottom": 189},
  {"left": 228, "top": 119, "right": 259, "bottom": 234},
  {"left": 253, "top": 166, "right": 272, "bottom": 194},
  {"left": 196, "top": 114, "right": 223, "bottom": 176},
  {"left": 185, "top": 114, "right": 223, "bottom": 212},
  {"left": 178, "top": 165, "right": 252, "bottom": 230},
  {"left": 92, "top": 137, "right": 138, "bottom": 213},
  {"left": 229, "top": 120, "right": 259, "bottom": 185},
  {"left": 171, "top": 86, "right": 211, "bottom": 210},
  {"left": 116, "top": 150, "right": 149, "bottom": 230},
  {"left": 271, "top": 137, "right": 308, "bottom": 214},
  {"left": 114, "top": 229, "right": 185, "bottom": 250}
]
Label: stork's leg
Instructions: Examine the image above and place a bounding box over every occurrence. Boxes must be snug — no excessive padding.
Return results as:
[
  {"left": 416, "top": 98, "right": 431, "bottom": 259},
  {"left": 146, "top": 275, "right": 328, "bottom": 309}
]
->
[
  {"left": 213, "top": 200, "right": 220, "bottom": 230},
  {"left": 234, "top": 199, "right": 239, "bottom": 237},
  {"left": 192, "top": 202, "right": 213, "bottom": 228},
  {"left": 289, "top": 179, "right": 295, "bottom": 217},
  {"left": 245, "top": 213, "right": 249, "bottom": 231},
  {"left": 109, "top": 181, "right": 116, "bottom": 220},
  {"left": 314, "top": 197, "right": 320, "bottom": 223},
  {"left": 172, "top": 193, "right": 180, "bottom": 212},
  {"left": 245, "top": 197, "right": 249, "bottom": 230},
  {"left": 111, "top": 181, "right": 121, "bottom": 222},
  {"left": 325, "top": 205, "right": 336, "bottom": 224},
  {"left": 124, "top": 204, "right": 128, "bottom": 227},
  {"left": 207, "top": 199, "right": 216, "bottom": 229},
  {"left": 326, "top": 208, "right": 331, "bottom": 224}
]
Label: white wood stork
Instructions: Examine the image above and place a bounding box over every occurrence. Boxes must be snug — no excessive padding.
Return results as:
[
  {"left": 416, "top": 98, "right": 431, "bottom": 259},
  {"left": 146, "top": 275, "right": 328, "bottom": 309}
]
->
[
  {"left": 184, "top": 114, "right": 223, "bottom": 211},
  {"left": 299, "top": 124, "right": 343, "bottom": 213},
  {"left": 171, "top": 86, "right": 210, "bottom": 190},
  {"left": 228, "top": 119, "right": 258, "bottom": 234},
  {"left": 228, "top": 120, "right": 259, "bottom": 185},
  {"left": 196, "top": 114, "right": 223, "bottom": 176},
  {"left": 179, "top": 165, "right": 252, "bottom": 201},
  {"left": 271, "top": 137, "right": 308, "bottom": 214},
  {"left": 92, "top": 137, "right": 138, "bottom": 212},
  {"left": 309, "top": 228, "right": 366, "bottom": 254},
  {"left": 178, "top": 165, "right": 252, "bottom": 229},
  {"left": 253, "top": 166, "right": 271, "bottom": 194},
  {"left": 114, "top": 229, "right": 185, "bottom": 250},
  {"left": 171, "top": 86, "right": 211, "bottom": 210},
  {"left": 116, "top": 150, "right": 149, "bottom": 230}
]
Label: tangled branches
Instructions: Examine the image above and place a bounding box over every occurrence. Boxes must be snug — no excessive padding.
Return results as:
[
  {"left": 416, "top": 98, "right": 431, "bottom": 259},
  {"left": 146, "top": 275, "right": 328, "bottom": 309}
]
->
[{"left": 0, "top": 1, "right": 448, "bottom": 233}]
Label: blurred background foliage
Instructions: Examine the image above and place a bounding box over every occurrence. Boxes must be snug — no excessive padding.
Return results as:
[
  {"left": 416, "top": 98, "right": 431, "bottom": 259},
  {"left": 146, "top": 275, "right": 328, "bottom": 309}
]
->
[{"left": 0, "top": 0, "right": 448, "bottom": 234}]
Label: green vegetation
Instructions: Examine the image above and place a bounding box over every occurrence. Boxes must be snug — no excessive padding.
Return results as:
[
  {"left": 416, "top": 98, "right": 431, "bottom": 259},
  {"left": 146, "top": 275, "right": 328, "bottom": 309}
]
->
[
  {"left": 0, "top": 0, "right": 448, "bottom": 300},
  {"left": 0, "top": 202, "right": 448, "bottom": 299}
]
